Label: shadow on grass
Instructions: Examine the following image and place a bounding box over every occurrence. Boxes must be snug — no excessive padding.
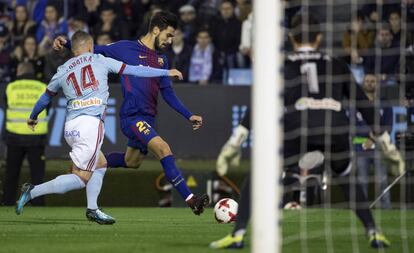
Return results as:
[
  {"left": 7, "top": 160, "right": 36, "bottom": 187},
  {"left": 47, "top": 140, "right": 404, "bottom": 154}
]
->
[{"left": 0, "top": 218, "right": 89, "bottom": 225}]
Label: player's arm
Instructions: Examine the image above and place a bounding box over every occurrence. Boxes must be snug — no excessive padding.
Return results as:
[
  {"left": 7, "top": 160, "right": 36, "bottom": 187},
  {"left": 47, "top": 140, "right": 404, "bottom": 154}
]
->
[
  {"left": 160, "top": 86, "right": 202, "bottom": 130},
  {"left": 158, "top": 55, "right": 202, "bottom": 129},
  {"left": 28, "top": 74, "right": 59, "bottom": 131},
  {"left": 53, "top": 36, "right": 125, "bottom": 61},
  {"left": 121, "top": 65, "right": 183, "bottom": 79},
  {"left": 101, "top": 55, "right": 184, "bottom": 79}
]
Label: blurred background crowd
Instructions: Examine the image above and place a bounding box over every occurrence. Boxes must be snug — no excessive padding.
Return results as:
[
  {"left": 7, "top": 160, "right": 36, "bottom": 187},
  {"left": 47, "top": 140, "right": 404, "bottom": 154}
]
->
[{"left": 0, "top": 0, "right": 411, "bottom": 87}]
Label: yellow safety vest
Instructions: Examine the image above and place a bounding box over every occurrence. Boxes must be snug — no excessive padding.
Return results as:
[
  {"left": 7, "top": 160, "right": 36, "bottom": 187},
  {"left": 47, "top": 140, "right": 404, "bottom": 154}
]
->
[{"left": 6, "top": 79, "right": 48, "bottom": 135}]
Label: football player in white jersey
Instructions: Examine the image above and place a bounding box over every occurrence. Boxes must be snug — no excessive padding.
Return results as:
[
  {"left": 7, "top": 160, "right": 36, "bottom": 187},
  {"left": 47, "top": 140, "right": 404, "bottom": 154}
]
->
[{"left": 16, "top": 31, "right": 183, "bottom": 224}]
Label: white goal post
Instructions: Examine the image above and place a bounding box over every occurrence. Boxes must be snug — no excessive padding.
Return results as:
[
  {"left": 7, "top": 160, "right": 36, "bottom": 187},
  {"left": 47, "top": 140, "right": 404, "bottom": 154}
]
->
[{"left": 252, "top": 0, "right": 283, "bottom": 253}]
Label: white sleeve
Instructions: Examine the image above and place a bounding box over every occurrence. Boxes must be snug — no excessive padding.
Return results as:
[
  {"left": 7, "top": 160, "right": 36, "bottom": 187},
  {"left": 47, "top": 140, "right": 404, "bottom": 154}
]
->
[
  {"left": 98, "top": 54, "right": 125, "bottom": 74},
  {"left": 239, "top": 13, "right": 253, "bottom": 51},
  {"left": 46, "top": 72, "right": 61, "bottom": 95}
]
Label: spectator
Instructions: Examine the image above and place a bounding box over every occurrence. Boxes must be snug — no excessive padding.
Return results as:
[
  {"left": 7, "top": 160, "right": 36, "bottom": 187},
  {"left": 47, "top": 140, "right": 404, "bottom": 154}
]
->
[
  {"left": 1, "top": 62, "right": 48, "bottom": 206},
  {"left": 0, "top": 24, "right": 13, "bottom": 84},
  {"left": 342, "top": 12, "right": 375, "bottom": 66},
  {"left": 16, "top": 0, "right": 47, "bottom": 25},
  {"left": 124, "top": 0, "right": 151, "bottom": 38},
  {"left": 8, "top": 5, "right": 36, "bottom": 46},
  {"left": 135, "top": 4, "right": 162, "bottom": 38},
  {"left": 239, "top": 11, "right": 253, "bottom": 67},
  {"left": 388, "top": 10, "right": 401, "bottom": 47},
  {"left": 0, "top": 2, "right": 13, "bottom": 24},
  {"left": 212, "top": 0, "right": 242, "bottom": 70},
  {"left": 178, "top": 4, "right": 198, "bottom": 45},
  {"left": 67, "top": 16, "right": 89, "bottom": 40},
  {"left": 10, "top": 35, "right": 45, "bottom": 81},
  {"left": 188, "top": 0, "right": 219, "bottom": 25},
  {"left": 73, "top": 0, "right": 101, "bottom": 28},
  {"left": 353, "top": 73, "right": 392, "bottom": 209},
  {"left": 43, "top": 35, "right": 71, "bottom": 82},
  {"left": 188, "top": 29, "right": 221, "bottom": 84},
  {"left": 363, "top": 24, "right": 400, "bottom": 79},
  {"left": 403, "top": 0, "right": 414, "bottom": 23},
  {"left": 165, "top": 27, "right": 192, "bottom": 82},
  {"left": 35, "top": 4, "right": 68, "bottom": 54},
  {"left": 360, "top": 3, "right": 399, "bottom": 23},
  {"left": 407, "top": 34, "right": 414, "bottom": 76},
  {"left": 93, "top": 3, "right": 128, "bottom": 40},
  {"left": 96, "top": 32, "right": 113, "bottom": 45},
  {"left": 151, "top": 0, "right": 187, "bottom": 15},
  {"left": 234, "top": 0, "right": 252, "bottom": 22}
]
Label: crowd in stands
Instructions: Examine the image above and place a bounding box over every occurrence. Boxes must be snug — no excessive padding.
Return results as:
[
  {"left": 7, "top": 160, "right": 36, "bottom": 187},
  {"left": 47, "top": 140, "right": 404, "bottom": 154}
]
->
[
  {"left": 0, "top": 0, "right": 253, "bottom": 85},
  {"left": 340, "top": 1, "right": 414, "bottom": 86},
  {"left": 0, "top": 0, "right": 412, "bottom": 86}
]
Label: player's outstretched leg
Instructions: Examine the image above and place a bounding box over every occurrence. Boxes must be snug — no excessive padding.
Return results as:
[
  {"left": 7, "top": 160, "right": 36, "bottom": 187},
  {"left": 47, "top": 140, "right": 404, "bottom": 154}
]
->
[
  {"left": 160, "top": 155, "right": 210, "bottom": 215},
  {"left": 105, "top": 152, "right": 127, "bottom": 168},
  {"left": 16, "top": 174, "right": 86, "bottom": 215},
  {"left": 335, "top": 161, "right": 390, "bottom": 248},
  {"left": 149, "top": 136, "right": 210, "bottom": 215},
  {"left": 85, "top": 165, "right": 115, "bottom": 225}
]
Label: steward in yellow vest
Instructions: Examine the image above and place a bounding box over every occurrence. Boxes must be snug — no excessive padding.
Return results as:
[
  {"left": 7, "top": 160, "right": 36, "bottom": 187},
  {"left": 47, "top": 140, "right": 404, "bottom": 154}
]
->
[{"left": 2, "top": 62, "right": 47, "bottom": 206}]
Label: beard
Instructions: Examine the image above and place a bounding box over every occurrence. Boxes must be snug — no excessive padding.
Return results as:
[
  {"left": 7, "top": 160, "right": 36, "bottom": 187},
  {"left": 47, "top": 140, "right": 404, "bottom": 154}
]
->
[
  {"left": 154, "top": 35, "right": 170, "bottom": 51},
  {"left": 154, "top": 35, "right": 163, "bottom": 51}
]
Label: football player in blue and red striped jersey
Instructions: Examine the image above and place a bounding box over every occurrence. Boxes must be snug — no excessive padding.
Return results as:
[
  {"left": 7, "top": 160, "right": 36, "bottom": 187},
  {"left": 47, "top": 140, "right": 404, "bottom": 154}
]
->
[{"left": 53, "top": 11, "right": 209, "bottom": 215}]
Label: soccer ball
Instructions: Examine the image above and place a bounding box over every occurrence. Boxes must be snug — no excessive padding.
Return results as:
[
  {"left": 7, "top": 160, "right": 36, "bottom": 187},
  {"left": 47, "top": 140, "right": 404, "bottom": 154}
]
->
[
  {"left": 214, "top": 198, "right": 238, "bottom": 223},
  {"left": 283, "top": 201, "right": 302, "bottom": 210}
]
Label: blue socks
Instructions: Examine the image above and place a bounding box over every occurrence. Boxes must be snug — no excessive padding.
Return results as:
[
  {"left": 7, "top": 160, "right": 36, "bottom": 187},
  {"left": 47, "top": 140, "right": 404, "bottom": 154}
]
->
[
  {"left": 106, "top": 152, "right": 192, "bottom": 201},
  {"left": 160, "top": 155, "right": 192, "bottom": 200},
  {"left": 105, "top": 152, "right": 127, "bottom": 168}
]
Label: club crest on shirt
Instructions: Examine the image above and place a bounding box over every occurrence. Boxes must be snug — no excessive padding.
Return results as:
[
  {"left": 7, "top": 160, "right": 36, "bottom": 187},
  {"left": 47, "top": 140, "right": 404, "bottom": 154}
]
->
[{"left": 158, "top": 57, "right": 164, "bottom": 66}]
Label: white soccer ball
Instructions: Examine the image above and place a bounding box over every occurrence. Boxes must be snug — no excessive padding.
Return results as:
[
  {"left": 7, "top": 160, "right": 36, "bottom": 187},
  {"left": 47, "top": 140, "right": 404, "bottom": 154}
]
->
[
  {"left": 214, "top": 198, "right": 238, "bottom": 223},
  {"left": 283, "top": 201, "right": 302, "bottom": 210}
]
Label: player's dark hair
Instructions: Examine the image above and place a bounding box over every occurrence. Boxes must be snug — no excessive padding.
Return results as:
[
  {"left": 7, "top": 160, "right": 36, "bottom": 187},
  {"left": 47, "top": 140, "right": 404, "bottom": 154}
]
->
[
  {"left": 148, "top": 11, "right": 178, "bottom": 32},
  {"left": 290, "top": 13, "right": 321, "bottom": 44},
  {"left": 72, "top": 30, "right": 93, "bottom": 51}
]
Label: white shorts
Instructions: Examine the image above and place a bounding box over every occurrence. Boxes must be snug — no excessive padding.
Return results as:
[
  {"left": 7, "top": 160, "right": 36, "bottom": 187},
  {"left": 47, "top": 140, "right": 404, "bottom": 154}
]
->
[{"left": 64, "top": 115, "right": 104, "bottom": 172}]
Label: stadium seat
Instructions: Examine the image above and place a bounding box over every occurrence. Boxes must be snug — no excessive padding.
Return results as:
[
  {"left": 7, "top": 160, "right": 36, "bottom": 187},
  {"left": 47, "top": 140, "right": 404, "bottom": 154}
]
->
[{"left": 226, "top": 68, "right": 252, "bottom": 86}]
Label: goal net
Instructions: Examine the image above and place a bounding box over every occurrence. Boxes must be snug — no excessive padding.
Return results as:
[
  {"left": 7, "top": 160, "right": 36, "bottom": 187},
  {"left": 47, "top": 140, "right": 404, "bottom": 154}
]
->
[{"left": 253, "top": 0, "right": 414, "bottom": 252}]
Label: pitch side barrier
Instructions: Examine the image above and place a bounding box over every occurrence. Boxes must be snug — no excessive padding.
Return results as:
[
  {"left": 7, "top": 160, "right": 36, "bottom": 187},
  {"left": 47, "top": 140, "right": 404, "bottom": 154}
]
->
[
  {"left": 0, "top": 84, "right": 250, "bottom": 159},
  {"left": 0, "top": 83, "right": 410, "bottom": 159}
]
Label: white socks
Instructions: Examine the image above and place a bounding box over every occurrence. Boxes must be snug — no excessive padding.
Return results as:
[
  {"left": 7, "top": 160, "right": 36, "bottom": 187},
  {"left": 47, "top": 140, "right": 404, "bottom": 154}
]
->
[
  {"left": 86, "top": 167, "right": 107, "bottom": 210},
  {"left": 233, "top": 229, "right": 246, "bottom": 237},
  {"left": 30, "top": 174, "right": 85, "bottom": 199},
  {"left": 28, "top": 168, "right": 107, "bottom": 210}
]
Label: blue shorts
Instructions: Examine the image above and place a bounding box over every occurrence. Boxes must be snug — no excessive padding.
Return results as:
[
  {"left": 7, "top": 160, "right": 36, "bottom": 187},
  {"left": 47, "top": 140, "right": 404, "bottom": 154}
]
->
[{"left": 120, "top": 115, "right": 158, "bottom": 155}]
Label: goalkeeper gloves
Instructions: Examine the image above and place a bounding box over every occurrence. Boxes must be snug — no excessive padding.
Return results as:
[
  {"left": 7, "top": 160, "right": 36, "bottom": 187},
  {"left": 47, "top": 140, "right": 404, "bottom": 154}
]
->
[
  {"left": 375, "top": 131, "right": 405, "bottom": 176},
  {"left": 216, "top": 125, "right": 249, "bottom": 176}
]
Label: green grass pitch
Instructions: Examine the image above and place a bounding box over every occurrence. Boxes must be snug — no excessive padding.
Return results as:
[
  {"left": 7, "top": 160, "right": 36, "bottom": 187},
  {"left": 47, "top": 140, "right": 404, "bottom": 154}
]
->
[{"left": 0, "top": 207, "right": 413, "bottom": 253}]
